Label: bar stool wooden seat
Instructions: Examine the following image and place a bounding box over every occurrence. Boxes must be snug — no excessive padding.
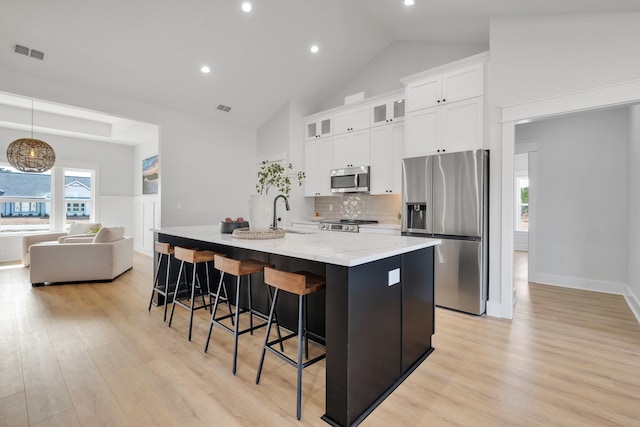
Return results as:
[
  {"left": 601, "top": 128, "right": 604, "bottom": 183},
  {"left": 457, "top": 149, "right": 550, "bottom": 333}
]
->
[
  {"left": 148, "top": 242, "right": 176, "bottom": 321},
  {"left": 168, "top": 247, "right": 230, "bottom": 341},
  {"left": 256, "top": 267, "right": 326, "bottom": 420},
  {"left": 204, "top": 255, "right": 282, "bottom": 375}
]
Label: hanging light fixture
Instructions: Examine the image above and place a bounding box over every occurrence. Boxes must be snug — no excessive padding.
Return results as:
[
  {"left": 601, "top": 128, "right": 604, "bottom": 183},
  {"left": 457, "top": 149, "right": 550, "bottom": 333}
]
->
[{"left": 6, "top": 101, "right": 55, "bottom": 173}]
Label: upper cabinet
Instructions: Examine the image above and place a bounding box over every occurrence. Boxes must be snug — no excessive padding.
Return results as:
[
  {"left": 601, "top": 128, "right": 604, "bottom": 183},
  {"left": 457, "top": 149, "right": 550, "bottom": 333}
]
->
[
  {"left": 332, "top": 129, "right": 370, "bottom": 169},
  {"left": 403, "top": 53, "right": 488, "bottom": 158},
  {"left": 370, "top": 122, "right": 404, "bottom": 194},
  {"left": 405, "top": 97, "right": 483, "bottom": 157},
  {"left": 305, "top": 115, "right": 332, "bottom": 141},
  {"left": 333, "top": 105, "right": 370, "bottom": 136},
  {"left": 304, "top": 137, "right": 333, "bottom": 197},
  {"left": 406, "top": 62, "right": 484, "bottom": 112},
  {"left": 371, "top": 95, "right": 405, "bottom": 128}
]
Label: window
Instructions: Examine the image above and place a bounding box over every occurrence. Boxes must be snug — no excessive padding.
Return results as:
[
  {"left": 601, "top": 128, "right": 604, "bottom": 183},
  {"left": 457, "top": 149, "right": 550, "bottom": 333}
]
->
[
  {"left": 516, "top": 177, "right": 529, "bottom": 231},
  {"left": 64, "top": 169, "right": 93, "bottom": 225},
  {"left": 0, "top": 166, "right": 96, "bottom": 233},
  {"left": 0, "top": 167, "right": 52, "bottom": 232}
]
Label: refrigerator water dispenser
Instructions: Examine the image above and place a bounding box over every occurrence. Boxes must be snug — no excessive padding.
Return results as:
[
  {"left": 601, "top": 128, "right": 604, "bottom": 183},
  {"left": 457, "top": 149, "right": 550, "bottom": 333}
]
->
[{"left": 406, "top": 203, "right": 427, "bottom": 230}]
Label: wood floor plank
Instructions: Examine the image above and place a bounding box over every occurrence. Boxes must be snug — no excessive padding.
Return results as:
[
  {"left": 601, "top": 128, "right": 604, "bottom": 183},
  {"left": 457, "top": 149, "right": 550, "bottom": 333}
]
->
[
  {"left": 0, "top": 392, "right": 29, "bottom": 427},
  {"left": 1, "top": 250, "right": 639, "bottom": 426}
]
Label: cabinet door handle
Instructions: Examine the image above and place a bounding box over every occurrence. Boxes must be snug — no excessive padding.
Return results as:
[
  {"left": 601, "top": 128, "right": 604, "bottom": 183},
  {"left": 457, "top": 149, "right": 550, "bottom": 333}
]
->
[
  {"left": 437, "top": 100, "right": 440, "bottom": 103},
  {"left": 442, "top": 99, "right": 446, "bottom": 102}
]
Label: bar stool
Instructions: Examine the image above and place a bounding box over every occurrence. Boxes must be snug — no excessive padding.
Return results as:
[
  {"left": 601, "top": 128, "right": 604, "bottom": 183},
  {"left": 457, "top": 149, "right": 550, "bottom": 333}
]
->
[
  {"left": 204, "top": 255, "right": 282, "bottom": 375},
  {"left": 148, "top": 242, "right": 175, "bottom": 321},
  {"left": 256, "top": 267, "right": 326, "bottom": 420},
  {"left": 168, "top": 247, "right": 229, "bottom": 341}
]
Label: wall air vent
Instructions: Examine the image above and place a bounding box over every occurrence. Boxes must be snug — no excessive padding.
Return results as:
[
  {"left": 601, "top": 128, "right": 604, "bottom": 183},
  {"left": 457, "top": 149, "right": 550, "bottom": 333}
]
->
[
  {"left": 13, "top": 44, "right": 45, "bottom": 60},
  {"left": 217, "top": 104, "right": 232, "bottom": 112},
  {"left": 14, "top": 44, "right": 29, "bottom": 56}
]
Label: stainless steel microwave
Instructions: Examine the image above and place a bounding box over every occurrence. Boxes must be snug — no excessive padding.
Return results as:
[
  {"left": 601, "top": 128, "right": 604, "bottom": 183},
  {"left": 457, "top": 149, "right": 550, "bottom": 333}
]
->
[{"left": 330, "top": 166, "right": 370, "bottom": 194}]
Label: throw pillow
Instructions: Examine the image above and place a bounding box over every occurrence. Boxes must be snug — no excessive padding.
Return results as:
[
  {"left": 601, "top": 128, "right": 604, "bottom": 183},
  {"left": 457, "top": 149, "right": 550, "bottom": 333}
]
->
[
  {"left": 92, "top": 226, "right": 125, "bottom": 243},
  {"left": 68, "top": 221, "right": 102, "bottom": 235}
]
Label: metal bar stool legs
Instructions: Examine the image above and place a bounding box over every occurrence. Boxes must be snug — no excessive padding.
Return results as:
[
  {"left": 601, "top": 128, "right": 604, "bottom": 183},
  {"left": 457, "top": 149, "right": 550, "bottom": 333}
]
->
[
  {"left": 204, "top": 255, "right": 283, "bottom": 375},
  {"left": 168, "top": 247, "right": 227, "bottom": 341},
  {"left": 148, "top": 242, "right": 175, "bottom": 321},
  {"left": 255, "top": 268, "right": 326, "bottom": 421}
]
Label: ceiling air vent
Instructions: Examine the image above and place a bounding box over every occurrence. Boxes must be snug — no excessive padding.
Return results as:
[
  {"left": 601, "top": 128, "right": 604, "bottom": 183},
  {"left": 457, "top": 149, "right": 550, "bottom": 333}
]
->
[
  {"left": 13, "top": 44, "right": 45, "bottom": 60},
  {"left": 14, "top": 44, "right": 29, "bottom": 56},
  {"left": 30, "top": 49, "right": 44, "bottom": 60},
  {"left": 217, "top": 104, "right": 232, "bottom": 112}
]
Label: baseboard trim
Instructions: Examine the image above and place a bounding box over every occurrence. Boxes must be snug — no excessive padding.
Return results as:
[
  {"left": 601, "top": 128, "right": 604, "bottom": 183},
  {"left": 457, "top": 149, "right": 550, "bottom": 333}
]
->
[
  {"left": 624, "top": 286, "right": 640, "bottom": 324},
  {"left": 534, "top": 274, "right": 627, "bottom": 295},
  {"left": 486, "top": 300, "right": 511, "bottom": 319}
]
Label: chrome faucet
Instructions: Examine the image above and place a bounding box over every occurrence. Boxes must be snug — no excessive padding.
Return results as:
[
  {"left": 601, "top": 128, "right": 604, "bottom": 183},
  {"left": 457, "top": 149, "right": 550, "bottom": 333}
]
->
[{"left": 273, "top": 195, "right": 290, "bottom": 228}]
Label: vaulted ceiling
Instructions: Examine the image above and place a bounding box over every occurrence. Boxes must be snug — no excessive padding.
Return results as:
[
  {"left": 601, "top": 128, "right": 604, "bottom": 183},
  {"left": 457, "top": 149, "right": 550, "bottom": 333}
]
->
[{"left": 1, "top": 0, "right": 639, "bottom": 131}]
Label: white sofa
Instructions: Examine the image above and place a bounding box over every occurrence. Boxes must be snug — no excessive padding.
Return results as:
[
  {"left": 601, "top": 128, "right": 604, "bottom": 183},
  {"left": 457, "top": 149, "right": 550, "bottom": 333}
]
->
[
  {"left": 29, "top": 226, "right": 133, "bottom": 286},
  {"left": 22, "top": 221, "right": 102, "bottom": 266}
]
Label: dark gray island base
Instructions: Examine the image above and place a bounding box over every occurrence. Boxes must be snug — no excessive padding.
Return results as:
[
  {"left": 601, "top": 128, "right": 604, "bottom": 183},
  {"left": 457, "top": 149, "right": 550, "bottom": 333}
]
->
[{"left": 154, "top": 229, "right": 435, "bottom": 427}]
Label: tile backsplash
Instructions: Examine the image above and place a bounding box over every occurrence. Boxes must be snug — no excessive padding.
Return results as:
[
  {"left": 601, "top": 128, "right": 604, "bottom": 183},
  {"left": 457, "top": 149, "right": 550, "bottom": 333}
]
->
[{"left": 313, "top": 194, "right": 402, "bottom": 224}]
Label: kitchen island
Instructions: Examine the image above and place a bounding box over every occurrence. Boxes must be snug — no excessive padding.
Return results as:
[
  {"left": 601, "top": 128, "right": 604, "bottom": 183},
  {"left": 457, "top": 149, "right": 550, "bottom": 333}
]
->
[{"left": 154, "top": 225, "right": 439, "bottom": 427}]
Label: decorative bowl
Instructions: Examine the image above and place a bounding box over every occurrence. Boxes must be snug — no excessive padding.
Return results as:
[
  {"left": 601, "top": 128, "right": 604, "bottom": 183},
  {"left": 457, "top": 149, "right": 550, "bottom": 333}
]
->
[{"left": 219, "top": 221, "right": 249, "bottom": 234}]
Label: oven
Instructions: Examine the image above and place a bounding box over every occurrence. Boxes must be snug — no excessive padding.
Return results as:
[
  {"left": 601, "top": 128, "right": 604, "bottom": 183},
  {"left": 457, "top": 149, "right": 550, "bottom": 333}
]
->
[{"left": 319, "top": 219, "right": 378, "bottom": 233}]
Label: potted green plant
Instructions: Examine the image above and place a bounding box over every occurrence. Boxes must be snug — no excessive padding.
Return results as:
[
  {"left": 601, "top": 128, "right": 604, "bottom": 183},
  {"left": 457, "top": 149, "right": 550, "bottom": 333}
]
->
[
  {"left": 249, "top": 161, "right": 305, "bottom": 232},
  {"left": 255, "top": 161, "right": 305, "bottom": 197}
]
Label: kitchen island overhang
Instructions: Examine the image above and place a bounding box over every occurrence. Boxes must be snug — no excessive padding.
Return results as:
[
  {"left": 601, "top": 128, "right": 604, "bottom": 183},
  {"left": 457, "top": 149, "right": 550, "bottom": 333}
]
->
[{"left": 154, "top": 226, "right": 439, "bottom": 426}]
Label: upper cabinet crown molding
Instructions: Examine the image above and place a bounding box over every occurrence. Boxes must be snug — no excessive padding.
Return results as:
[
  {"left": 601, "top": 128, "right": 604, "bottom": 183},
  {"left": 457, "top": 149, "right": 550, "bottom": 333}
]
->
[{"left": 400, "top": 51, "right": 489, "bottom": 86}]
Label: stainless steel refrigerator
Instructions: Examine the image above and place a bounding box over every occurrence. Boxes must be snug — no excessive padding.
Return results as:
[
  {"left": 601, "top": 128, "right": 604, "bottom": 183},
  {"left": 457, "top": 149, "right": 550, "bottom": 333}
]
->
[{"left": 401, "top": 150, "right": 488, "bottom": 315}]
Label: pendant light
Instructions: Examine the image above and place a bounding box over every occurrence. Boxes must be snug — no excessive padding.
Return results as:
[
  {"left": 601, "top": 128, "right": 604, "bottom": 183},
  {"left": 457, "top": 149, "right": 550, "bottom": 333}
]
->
[{"left": 6, "top": 101, "right": 55, "bottom": 173}]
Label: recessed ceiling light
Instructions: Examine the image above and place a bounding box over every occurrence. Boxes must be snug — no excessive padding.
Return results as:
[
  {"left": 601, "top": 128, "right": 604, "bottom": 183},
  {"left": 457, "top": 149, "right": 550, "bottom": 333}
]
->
[
  {"left": 201, "top": 65, "right": 211, "bottom": 74},
  {"left": 310, "top": 45, "right": 319, "bottom": 54},
  {"left": 241, "top": 2, "right": 252, "bottom": 12},
  {"left": 404, "top": 0, "right": 415, "bottom": 6}
]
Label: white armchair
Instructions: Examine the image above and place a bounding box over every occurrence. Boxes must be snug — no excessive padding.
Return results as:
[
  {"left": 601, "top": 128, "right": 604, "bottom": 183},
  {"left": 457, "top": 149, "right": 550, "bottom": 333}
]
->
[
  {"left": 22, "top": 222, "right": 101, "bottom": 265},
  {"left": 29, "top": 226, "right": 133, "bottom": 286}
]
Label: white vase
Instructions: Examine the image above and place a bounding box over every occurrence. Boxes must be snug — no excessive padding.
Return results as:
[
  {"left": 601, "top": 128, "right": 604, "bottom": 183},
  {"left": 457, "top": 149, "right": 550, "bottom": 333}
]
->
[{"left": 249, "top": 194, "right": 273, "bottom": 232}]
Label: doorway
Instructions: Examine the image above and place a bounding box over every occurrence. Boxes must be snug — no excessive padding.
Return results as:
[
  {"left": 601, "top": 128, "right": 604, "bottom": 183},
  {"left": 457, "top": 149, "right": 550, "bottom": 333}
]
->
[{"left": 498, "top": 78, "right": 640, "bottom": 320}]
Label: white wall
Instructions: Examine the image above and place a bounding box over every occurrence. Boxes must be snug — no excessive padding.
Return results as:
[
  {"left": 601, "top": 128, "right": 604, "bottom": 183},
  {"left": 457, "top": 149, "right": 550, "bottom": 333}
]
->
[
  {"left": 257, "top": 101, "right": 289, "bottom": 157},
  {"left": 0, "top": 68, "right": 257, "bottom": 239},
  {"left": 488, "top": 12, "right": 640, "bottom": 317},
  {"left": 256, "top": 99, "right": 314, "bottom": 226},
  {"left": 316, "top": 40, "right": 487, "bottom": 112},
  {"left": 628, "top": 105, "right": 640, "bottom": 318},
  {"left": 515, "top": 108, "right": 628, "bottom": 293}
]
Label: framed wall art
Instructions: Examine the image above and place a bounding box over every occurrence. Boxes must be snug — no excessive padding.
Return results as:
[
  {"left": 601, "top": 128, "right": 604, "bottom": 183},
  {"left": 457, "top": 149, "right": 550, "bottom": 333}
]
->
[{"left": 142, "top": 155, "right": 159, "bottom": 194}]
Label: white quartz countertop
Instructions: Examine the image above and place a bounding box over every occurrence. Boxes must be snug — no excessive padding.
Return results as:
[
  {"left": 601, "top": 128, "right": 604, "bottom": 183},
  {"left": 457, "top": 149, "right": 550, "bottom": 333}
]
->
[{"left": 155, "top": 225, "right": 439, "bottom": 267}]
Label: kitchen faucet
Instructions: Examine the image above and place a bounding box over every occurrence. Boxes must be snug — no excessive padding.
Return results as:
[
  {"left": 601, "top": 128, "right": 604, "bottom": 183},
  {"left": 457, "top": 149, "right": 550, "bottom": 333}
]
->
[{"left": 273, "top": 195, "right": 290, "bottom": 228}]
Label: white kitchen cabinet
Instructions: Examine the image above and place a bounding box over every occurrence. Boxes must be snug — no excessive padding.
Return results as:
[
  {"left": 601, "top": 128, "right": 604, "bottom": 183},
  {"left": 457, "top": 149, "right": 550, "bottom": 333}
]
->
[
  {"left": 406, "top": 62, "right": 484, "bottom": 112},
  {"left": 333, "top": 104, "right": 370, "bottom": 135},
  {"left": 305, "top": 115, "right": 332, "bottom": 141},
  {"left": 370, "top": 122, "right": 404, "bottom": 194},
  {"left": 332, "top": 129, "right": 370, "bottom": 169},
  {"left": 441, "top": 97, "right": 484, "bottom": 153},
  {"left": 405, "top": 96, "right": 483, "bottom": 158},
  {"left": 371, "top": 96, "right": 405, "bottom": 128},
  {"left": 304, "top": 137, "right": 333, "bottom": 197},
  {"left": 405, "top": 107, "right": 440, "bottom": 158}
]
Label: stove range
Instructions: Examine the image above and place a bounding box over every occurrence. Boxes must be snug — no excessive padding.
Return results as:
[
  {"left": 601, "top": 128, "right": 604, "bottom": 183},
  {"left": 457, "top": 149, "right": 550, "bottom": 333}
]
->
[{"left": 319, "top": 219, "right": 378, "bottom": 233}]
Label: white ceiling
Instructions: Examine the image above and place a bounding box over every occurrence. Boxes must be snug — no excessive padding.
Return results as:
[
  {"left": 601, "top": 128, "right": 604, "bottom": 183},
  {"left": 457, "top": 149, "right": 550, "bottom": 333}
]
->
[{"left": 1, "top": 0, "right": 639, "bottom": 133}]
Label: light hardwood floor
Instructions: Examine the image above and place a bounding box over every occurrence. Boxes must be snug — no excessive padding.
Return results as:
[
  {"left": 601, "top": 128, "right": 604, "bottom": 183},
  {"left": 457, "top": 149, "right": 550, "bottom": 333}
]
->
[{"left": 1, "top": 251, "right": 639, "bottom": 426}]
